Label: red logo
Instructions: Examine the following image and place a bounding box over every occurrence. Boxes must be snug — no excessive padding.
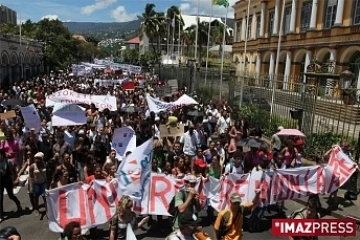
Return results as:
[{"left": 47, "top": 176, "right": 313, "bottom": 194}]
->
[{"left": 272, "top": 218, "right": 357, "bottom": 237}]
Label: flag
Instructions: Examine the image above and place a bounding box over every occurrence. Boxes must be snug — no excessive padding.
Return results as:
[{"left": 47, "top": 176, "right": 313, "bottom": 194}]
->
[{"left": 213, "top": 0, "right": 229, "bottom": 7}]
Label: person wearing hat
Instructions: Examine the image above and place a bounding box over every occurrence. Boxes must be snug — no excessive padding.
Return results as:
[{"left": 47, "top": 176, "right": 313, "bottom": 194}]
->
[
  {"left": 271, "top": 126, "right": 283, "bottom": 153},
  {"left": 29, "top": 152, "right": 47, "bottom": 217},
  {"left": 214, "top": 190, "right": 260, "bottom": 240},
  {"left": 172, "top": 174, "right": 202, "bottom": 230},
  {"left": 166, "top": 209, "right": 203, "bottom": 240}
]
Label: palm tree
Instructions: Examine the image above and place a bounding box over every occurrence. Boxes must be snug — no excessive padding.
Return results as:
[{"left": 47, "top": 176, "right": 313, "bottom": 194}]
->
[
  {"left": 139, "top": 4, "right": 165, "bottom": 62},
  {"left": 184, "top": 20, "right": 209, "bottom": 63},
  {"left": 183, "top": 28, "right": 194, "bottom": 56},
  {"left": 213, "top": 23, "right": 231, "bottom": 57},
  {"left": 166, "top": 6, "right": 180, "bottom": 55}
]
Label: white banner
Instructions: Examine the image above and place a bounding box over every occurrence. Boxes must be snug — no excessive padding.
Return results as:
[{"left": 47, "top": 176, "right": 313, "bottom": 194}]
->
[
  {"left": 146, "top": 94, "right": 198, "bottom": 113},
  {"left": 72, "top": 64, "right": 94, "bottom": 76},
  {"left": 116, "top": 138, "right": 153, "bottom": 214},
  {"left": 47, "top": 146, "right": 358, "bottom": 232},
  {"left": 52, "top": 104, "right": 86, "bottom": 127},
  {"left": 94, "top": 78, "right": 128, "bottom": 87},
  {"left": 111, "top": 127, "right": 137, "bottom": 160},
  {"left": 20, "top": 104, "right": 41, "bottom": 132},
  {"left": 46, "top": 89, "right": 117, "bottom": 111}
]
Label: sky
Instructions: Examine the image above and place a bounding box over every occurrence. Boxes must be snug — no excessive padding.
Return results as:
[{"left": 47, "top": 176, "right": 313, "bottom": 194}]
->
[{"left": 0, "top": 0, "right": 235, "bottom": 23}]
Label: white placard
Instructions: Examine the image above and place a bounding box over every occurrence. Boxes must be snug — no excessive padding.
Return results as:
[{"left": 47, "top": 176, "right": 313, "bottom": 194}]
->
[
  {"left": 111, "top": 127, "right": 137, "bottom": 159},
  {"left": 52, "top": 104, "right": 87, "bottom": 127},
  {"left": 20, "top": 104, "right": 41, "bottom": 132}
]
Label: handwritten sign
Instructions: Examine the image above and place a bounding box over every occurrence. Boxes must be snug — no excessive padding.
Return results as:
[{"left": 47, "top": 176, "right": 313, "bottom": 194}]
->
[
  {"left": 52, "top": 104, "right": 87, "bottom": 127},
  {"left": 0, "top": 110, "right": 16, "bottom": 120},
  {"left": 159, "top": 124, "right": 184, "bottom": 137},
  {"left": 20, "top": 104, "right": 41, "bottom": 132}
]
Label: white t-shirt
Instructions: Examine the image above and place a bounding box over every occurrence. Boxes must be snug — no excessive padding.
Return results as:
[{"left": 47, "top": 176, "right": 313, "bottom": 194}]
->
[
  {"left": 224, "top": 162, "right": 244, "bottom": 174},
  {"left": 217, "top": 116, "right": 228, "bottom": 134}
]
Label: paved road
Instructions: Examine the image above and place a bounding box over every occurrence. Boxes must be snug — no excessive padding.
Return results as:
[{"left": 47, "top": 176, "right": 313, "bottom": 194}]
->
[{"left": 2, "top": 188, "right": 343, "bottom": 240}]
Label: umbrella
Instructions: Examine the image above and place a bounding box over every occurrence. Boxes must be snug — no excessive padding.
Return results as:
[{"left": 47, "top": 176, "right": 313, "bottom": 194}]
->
[
  {"left": 187, "top": 109, "right": 203, "bottom": 117},
  {"left": 277, "top": 129, "right": 306, "bottom": 137},
  {"left": 2, "top": 99, "right": 26, "bottom": 107},
  {"left": 237, "top": 138, "right": 264, "bottom": 148}
]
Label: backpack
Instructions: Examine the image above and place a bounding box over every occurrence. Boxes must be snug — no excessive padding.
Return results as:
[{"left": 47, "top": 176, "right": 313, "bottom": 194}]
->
[
  {"left": 168, "top": 190, "right": 186, "bottom": 216},
  {"left": 288, "top": 208, "right": 306, "bottom": 219},
  {"left": 217, "top": 207, "right": 243, "bottom": 239}
]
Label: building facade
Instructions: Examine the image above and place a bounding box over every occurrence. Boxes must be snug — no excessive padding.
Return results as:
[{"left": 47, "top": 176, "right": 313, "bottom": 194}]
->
[
  {"left": 232, "top": 0, "right": 360, "bottom": 92},
  {"left": 0, "top": 34, "right": 44, "bottom": 84},
  {"left": 0, "top": 5, "right": 17, "bottom": 25}
]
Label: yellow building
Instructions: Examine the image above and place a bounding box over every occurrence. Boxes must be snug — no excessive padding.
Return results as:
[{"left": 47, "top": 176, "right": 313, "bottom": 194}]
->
[{"left": 232, "top": 0, "right": 360, "bottom": 92}]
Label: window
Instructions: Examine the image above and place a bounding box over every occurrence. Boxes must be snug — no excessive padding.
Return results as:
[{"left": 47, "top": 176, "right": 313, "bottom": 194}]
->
[
  {"left": 354, "top": 0, "right": 360, "bottom": 25},
  {"left": 256, "top": 15, "right": 261, "bottom": 37},
  {"left": 236, "top": 20, "right": 242, "bottom": 41},
  {"left": 283, "top": 6, "right": 292, "bottom": 34},
  {"left": 324, "top": 0, "right": 337, "bottom": 29},
  {"left": 247, "top": 17, "right": 252, "bottom": 40},
  {"left": 268, "top": 11, "right": 275, "bottom": 36},
  {"left": 300, "top": 1, "right": 312, "bottom": 32}
]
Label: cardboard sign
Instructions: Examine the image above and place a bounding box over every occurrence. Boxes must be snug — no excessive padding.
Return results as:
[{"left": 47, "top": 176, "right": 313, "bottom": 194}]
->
[
  {"left": 159, "top": 124, "right": 184, "bottom": 137},
  {"left": 167, "top": 79, "right": 178, "bottom": 94},
  {"left": 0, "top": 110, "right": 16, "bottom": 120},
  {"left": 156, "top": 86, "right": 172, "bottom": 97}
]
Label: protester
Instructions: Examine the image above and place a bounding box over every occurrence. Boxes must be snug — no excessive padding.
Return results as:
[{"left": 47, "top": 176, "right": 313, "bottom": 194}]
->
[
  {"left": 165, "top": 211, "right": 202, "bottom": 240},
  {"left": 213, "top": 191, "right": 260, "bottom": 240},
  {"left": 61, "top": 221, "right": 84, "bottom": 240},
  {"left": 0, "top": 226, "right": 21, "bottom": 240},
  {"left": 0, "top": 150, "right": 22, "bottom": 223},
  {"left": 109, "top": 195, "right": 149, "bottom": 240},
  {"left": 172, "top": 175, "right": 202, "bottom": 230}
]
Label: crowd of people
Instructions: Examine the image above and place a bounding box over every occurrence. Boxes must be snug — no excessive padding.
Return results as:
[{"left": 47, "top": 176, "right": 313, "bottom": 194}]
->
[{"left": 0, "top": 68, "right": 340, "bottom": 240}]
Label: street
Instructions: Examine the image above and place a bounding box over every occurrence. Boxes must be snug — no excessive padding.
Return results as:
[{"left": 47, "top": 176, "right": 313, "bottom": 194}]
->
[{"left": 2, "top": 187, "right": 342, "bottom": 240}]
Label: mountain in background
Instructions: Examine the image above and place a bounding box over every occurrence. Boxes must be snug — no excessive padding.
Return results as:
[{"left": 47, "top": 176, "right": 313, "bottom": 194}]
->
[
  {"left": 63, "top": 20, "right": 142, "bottom": 40},
  {"left": 63, "top": 17, "right": 234, "bottom": 40}
]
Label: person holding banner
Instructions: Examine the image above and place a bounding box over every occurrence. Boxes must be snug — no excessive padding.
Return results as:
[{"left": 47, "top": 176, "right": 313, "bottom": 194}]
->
[{"left": 109, "top": 195, "right": 149, "bottom": 240}]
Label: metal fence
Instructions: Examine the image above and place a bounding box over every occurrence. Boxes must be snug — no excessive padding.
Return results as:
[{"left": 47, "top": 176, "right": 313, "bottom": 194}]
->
[{"left": 157, "top": 66, "right": 360, "bottom": 154}]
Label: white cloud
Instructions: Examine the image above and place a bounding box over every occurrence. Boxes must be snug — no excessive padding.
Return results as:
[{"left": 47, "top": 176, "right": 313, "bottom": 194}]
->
[
  {"left": 41, "top": 15, "right": 60, "bottom": 20},
  {"left": 180, "top": 0, "right": 236, "bottom": 18},
  {"left": 81, "top": 0, "right": 117, "bottom": 15},
  {"left": 111, "top": 6, "right": 138, "bottom": 22}
]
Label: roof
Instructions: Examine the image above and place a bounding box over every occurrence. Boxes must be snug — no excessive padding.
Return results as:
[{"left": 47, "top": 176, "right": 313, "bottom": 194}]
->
[
  {"left": 181, "top": 15, "right": 233, "bottom": 34},
  {"left": 126, "top": 37, "right": 140, "bottom": 44},
  {"left": 73, "top": 34, "right": 87, "bottom": 42}
]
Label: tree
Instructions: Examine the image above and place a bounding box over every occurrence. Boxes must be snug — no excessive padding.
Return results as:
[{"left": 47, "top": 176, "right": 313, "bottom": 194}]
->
[
  {"left": 124, "top": 48, "right": 139, "bottom": 64},
  {"left": 85, "top": 35, "right": 100, "bottom": 45},
  {"left": 185, "top": 21, "right": 208, "bottom": 63},
  {"left": 213, "top": 23, "right": 230, "bottom": 57}
]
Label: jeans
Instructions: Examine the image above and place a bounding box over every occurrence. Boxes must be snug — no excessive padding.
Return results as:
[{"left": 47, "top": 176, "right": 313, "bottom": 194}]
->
[
  {"left": 0, "top": 177, "right": 21, "bottom": 218},
  {"left": 77, "top": 161, "right": 86, "bottom": 181},
  {"left": 248, "top": 207, "right": 264, "bottom": 231}
]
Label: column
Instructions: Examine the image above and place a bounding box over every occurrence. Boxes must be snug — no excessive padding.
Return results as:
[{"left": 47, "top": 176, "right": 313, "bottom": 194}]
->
[
  {"left": 303, "top": 49, "right": 312, "bottom": 83},
  {"left": 335, "top": 0, "right": 345, "bottom": 25},
  {"left": 252, "top": 7, "right": 256, "bottom": 39},
  {"left": 289, "top": 0, "right": 297, "bottom": 33},
  {"left": 242, "top": 11, "right": 246, "bottom": 41},
  {"left": 269, "top": 51, "right": 275, "bottom": 76},
  {"left": 256, "top": 52, "right": 261, "bottom": 83},
  {"left": 356, "top": 73, "right": 360, "bottom": 101},
  {"left": 260, "top": 1, "right": 266, "bottom": 37},
  {"left": 326, "top": 47, "right": 337, "bottom": 96},
  {"left": 283, "top": 51, "right": 292, "bottom": 90},
  {"left": 273, "top": 0, "right": 281, "bottom": 35},
  {"left": 309, "top": 0, "right": 318, "bottom": 29}
]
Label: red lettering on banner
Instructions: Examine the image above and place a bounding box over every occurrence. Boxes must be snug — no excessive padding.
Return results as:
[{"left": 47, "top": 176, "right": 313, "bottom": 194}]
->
[
  {"left": 87, "top": 183, "right": 114, "bottom": 224},
  {"left": 316, "top": 167, "right": 325, "bottom": 193},
  {"left": 233, "top": 179, "right": 249, "bottom": 198},
  {"left": 149, "top": 176, "right": 171, "bottom": 212},
  {"left": 58, "top": 189, "right": 87, "bottom": 228},
  {"left": 328, "top": 152, "right": 357, "bottom": 185},
  {"left": 276, "top": 174, "right": 292, "bottom": 201},
  {"left": 217, "top": 178, "right": 234, "bottom": 210},
  {"left": 133, "top": 201, "right": 143, "bottom": 213}
]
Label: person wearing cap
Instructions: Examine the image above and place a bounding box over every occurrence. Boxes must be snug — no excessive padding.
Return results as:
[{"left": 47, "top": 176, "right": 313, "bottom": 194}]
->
[
  {"left": 172, "top": 174, "right": 201, "bottom": 230},
  {"left": 214, "top": 190, "right": 260, "bottom": 240},
  {"left": 29, "top": 152, "right": 47, "bottom": 217},
  {"left": 271, "top": 126, "right": 283, "bottom": 153},
  {"left": 165, "top": 210, "right": 203, "bottom": 240}
]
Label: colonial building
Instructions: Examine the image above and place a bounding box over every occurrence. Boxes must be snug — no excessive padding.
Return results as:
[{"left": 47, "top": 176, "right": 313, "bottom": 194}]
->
[
  {"left": 232, "top": 0, "right": 360, "bottom": 91},
  {"left": 0, "top": 34, "right": 44, "bottom": 84}
]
